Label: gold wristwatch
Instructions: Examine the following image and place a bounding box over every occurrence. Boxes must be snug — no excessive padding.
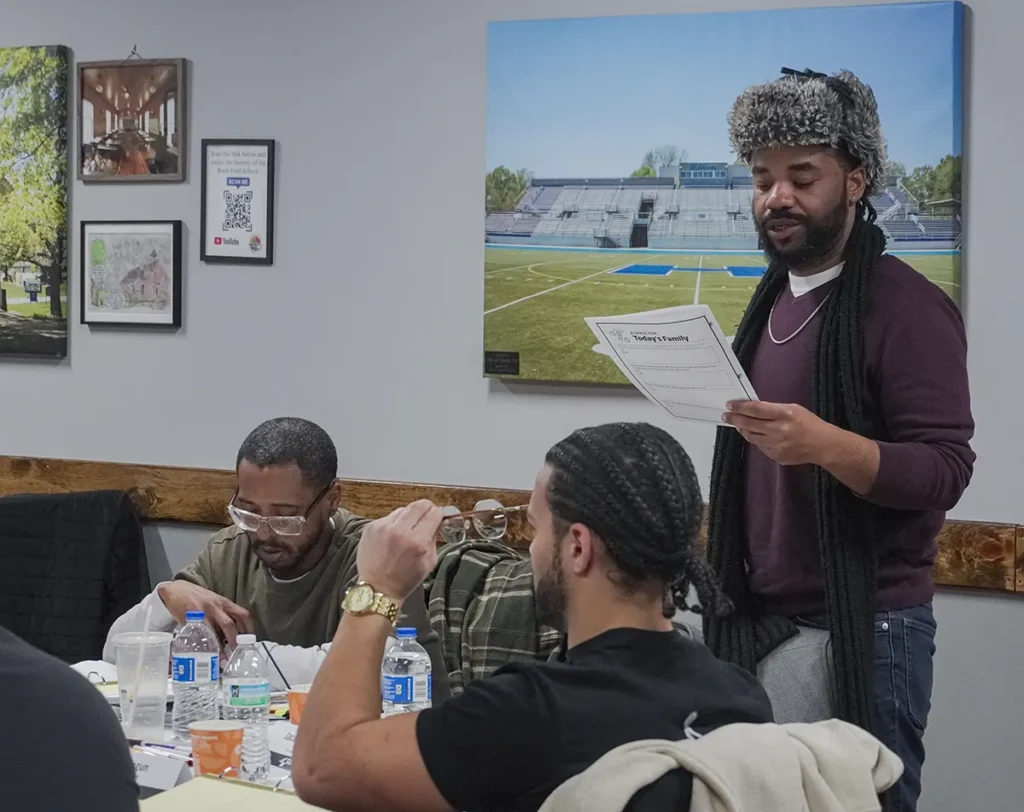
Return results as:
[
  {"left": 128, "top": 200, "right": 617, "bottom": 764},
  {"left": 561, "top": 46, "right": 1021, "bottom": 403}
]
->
[{"left": 342, "top": 581, "right": 400, "bottom": 626}]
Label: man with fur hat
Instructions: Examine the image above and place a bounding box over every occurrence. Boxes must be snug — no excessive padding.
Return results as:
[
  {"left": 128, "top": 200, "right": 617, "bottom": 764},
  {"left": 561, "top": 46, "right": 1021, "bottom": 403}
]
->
[{"left": 704, "top": 68, "right": 974, "bottom": 811}]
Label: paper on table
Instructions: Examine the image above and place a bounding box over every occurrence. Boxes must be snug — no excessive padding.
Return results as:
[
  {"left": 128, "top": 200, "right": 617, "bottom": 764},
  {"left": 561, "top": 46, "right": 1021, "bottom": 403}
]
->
[{"left": 586, "top": 304, "right": 757, "bottom": 425}]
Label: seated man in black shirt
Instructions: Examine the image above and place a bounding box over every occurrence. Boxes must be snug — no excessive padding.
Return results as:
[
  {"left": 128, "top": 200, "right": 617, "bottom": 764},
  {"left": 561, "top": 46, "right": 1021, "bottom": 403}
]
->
[
  {"left": 0, "top": 624, "right": 139, "bottom": 812},
  {"left": 292, "top": 422, "right": 773, "bottom": 812}
]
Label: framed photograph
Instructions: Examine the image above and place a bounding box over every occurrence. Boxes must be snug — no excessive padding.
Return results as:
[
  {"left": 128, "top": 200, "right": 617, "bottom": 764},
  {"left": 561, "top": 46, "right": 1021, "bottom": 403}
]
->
[
  {"left": 78, "top": 58, "right": 186, "bottom": 183},
  {"left": 483, "top": 2, "right": 964, "bottom": 383},
  {"left": 200, "top": 139, "right": 276, "bottom": 265},
  {"left": 80, "top": 221, "right": 183, "bottom": 327},
  {"left": 0, "top": 44, "right": 70, "bottom": 358}
]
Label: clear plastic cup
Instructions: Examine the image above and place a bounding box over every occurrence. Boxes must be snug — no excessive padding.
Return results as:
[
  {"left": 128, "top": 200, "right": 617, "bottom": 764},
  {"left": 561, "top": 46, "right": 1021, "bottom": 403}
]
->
[{"left": 113, "top": 631, "right": 173, "bottom": 741}]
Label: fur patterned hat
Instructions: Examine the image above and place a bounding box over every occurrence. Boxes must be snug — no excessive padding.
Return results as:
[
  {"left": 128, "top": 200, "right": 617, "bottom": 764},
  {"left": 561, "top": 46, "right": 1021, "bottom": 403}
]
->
[{"left": 728, "top": 68, "right": 886, "bottom": 197}]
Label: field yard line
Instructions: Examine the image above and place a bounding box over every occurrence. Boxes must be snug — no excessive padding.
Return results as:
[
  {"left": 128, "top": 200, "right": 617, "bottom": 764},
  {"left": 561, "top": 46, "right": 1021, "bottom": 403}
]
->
[
  {"left": 484, "top": 261, "right": 634, "bottom": 315},
  {"left": 528, "top": 264, "right": 573, "bottom": 283},
  {"left": 693, "top": 255, "right": 703, "bottom": 305},
  {"left": 484, "top": 256, "right": 600, "bottom": 277}
]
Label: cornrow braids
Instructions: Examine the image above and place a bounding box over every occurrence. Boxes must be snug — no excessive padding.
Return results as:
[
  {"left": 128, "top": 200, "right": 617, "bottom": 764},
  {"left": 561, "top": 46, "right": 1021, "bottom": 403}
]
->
[
  {"left": 703, "top": 204, "right": 886, "bottom": 734},
  {"left": 545, "top": 422, "right": 732, "bottom": 618}
]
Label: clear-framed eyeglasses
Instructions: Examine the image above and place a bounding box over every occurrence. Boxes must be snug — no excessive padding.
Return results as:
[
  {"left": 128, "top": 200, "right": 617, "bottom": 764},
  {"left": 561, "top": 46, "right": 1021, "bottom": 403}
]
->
[
  {"left": 227, "top": 483, "right": 334, "bottom": 537},
  {"left": 438, "top": 500, "right": 530, "bottom": 545}
]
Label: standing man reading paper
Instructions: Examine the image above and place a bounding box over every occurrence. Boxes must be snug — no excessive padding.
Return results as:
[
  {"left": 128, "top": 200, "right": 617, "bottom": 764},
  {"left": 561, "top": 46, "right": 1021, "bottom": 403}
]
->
[{"left": 704, "top": 68, "right": 974, "bottom": 811}]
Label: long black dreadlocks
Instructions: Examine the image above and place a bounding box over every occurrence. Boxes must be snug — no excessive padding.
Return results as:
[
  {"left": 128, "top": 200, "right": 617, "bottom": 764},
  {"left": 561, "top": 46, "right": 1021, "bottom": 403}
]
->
[
  {"left": 545, "top": 422, "right": 732, "bottom": 619},
  {"left": 703, "top": 203, "right": 887, "bottom": 733}
]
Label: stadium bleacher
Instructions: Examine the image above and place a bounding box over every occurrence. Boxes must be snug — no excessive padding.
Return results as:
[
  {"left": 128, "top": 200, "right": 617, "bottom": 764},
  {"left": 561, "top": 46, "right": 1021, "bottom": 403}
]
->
[
  {"left": 882, "top": 219, "right": 924, "bottom": 239},
  {"left": 484, "top": 211, "right": 540, "bottom": 237},
  {"left": 918, "top": 218, "right": 959, "bottom": 239},
  {"left": 486, "top": 177, "right": 957, "bottom": 249}
]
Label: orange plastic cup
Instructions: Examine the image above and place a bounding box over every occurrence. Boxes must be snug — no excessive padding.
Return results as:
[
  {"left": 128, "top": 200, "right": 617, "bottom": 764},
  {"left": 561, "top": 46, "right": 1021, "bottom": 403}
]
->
[
  {"left": 189, "top": 720, "right": 244, "bottom": 777},
  {"left": 287, "top": 684, "right": 312, "bottom": 726}
]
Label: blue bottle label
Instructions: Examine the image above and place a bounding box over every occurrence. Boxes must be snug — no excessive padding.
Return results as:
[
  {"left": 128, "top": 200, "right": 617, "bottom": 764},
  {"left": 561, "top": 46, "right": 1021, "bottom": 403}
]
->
[
  {"left": 224, "top": 680, "right": 270, "bottom": 708},
  {"left": 172, "top": 654, "right": 219, "bottom": 684},
  {"left": 382, "top": 673, "right": 431, "bottom": 704}
]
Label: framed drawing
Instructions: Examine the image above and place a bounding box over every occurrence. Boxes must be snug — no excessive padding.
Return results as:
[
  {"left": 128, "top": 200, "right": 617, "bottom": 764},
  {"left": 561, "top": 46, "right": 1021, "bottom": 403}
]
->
[
  {"left": 78, "top": 58, "right": 186, "bottom": 183},
  {"left": 483, "top": 2, "right": 964, "bottom": 383},
  {"left": 200, "top": 138, "right": 276, "bottom": 265},
  {"left": 0, "top": 44, "right": 70, "bottom": 358},
  {"left": 80, "top": 220, "right": 183, "bottom": 327}
]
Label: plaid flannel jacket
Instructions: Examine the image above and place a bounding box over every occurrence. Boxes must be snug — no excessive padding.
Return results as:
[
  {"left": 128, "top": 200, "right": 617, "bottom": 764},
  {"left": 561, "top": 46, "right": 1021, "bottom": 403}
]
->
[{"left": 423, "top": 539, "right": 564, "bottom": 696}]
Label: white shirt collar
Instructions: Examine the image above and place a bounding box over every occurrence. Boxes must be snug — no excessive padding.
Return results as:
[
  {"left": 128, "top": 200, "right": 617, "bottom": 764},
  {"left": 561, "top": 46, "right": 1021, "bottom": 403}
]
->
[{"left": 789, "top": 262, "right": 844, "bottom": 297}]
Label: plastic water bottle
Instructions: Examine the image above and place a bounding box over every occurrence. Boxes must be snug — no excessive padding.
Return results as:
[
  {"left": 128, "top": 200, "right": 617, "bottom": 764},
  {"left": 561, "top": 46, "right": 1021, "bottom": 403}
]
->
[
  {"left": 170, "top": 610, "right": 221, "bottom": 740},
  {"left": 221, "top": 634, "right": 271, "bottom": 782},
  {"left": 382, "top": 627, "right": 432, "bottom": 716}
]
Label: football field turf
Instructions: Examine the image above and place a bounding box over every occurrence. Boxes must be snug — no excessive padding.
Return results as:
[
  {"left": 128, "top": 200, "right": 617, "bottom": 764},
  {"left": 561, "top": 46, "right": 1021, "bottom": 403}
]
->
[{"left": 483, "top": 246, "right": 962, "bottom": 384}]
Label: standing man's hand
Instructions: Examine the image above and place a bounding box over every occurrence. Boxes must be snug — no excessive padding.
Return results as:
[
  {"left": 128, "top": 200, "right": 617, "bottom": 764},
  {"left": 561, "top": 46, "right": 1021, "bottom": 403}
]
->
[
  {"left": 356, "top": 500, "right": 443, "bottom": 602},
  {"left": 723, "top": 399, "right": 880, "bottom": 494},
  {"left": 156, "top": 581, "right": 254, "bottom": 649},
  {"left": 723, "top": 400, "right": 838, "bottom": 466}
]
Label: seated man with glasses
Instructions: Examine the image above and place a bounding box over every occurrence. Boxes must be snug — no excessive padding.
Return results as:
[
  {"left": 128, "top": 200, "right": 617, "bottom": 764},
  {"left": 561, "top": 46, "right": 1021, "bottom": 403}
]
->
[{"left": 102, "top": 417, "right": 448, "bottom": 697}]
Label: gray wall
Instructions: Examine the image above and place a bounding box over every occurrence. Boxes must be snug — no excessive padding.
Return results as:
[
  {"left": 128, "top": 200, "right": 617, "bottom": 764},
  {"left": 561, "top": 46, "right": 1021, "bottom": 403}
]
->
[{"left": 2, "top": 1, "right": 1021, "bottom": 810}]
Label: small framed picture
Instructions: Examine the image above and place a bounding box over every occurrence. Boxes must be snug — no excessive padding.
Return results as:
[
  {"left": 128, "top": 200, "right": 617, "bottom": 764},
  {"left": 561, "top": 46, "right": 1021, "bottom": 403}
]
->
[
  {"left": 77, "top": 58, "right": 186, "bottom": 183},
  {"left": 200, "top": 139, "right": 276, "bottom": 265},
  {"left": 80, "top": 220, "right": 183, "bottom": 327}
]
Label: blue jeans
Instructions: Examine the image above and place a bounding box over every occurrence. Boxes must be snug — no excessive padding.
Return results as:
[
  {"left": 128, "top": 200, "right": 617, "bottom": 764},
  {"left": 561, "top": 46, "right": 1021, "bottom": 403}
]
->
[{"left": 796, "top": 602, "right": 936, "bottom": 812}]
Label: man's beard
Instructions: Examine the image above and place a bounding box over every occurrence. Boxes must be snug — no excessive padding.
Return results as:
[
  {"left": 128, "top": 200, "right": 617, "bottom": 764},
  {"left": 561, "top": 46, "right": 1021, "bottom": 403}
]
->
[
  {"left": 251, "top": 516, "right": 327, "bottom": 576},
  {"left": 755, "top": 189, "right": 849, "bottom": 269},
  {"left": 534, "top": 544, "right": 567, "bottom": 631}
]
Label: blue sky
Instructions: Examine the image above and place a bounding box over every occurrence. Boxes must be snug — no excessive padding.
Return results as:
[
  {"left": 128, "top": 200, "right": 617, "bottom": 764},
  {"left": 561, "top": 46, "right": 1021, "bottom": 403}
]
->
[{"left": 486, "top": 2, "right": 962, "bottom": 177}]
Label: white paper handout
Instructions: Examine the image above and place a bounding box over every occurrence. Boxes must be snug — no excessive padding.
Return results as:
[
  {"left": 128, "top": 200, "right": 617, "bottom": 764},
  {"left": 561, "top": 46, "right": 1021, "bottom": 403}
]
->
[{"left": 586, "top": 304, "right": 757, "bottom": 425}]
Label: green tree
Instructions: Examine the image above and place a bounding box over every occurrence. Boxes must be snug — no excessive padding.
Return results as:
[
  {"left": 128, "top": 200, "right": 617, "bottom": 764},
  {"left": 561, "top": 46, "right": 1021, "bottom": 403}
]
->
[
  {"left": 902, "top": 155, "right": 961, "bottom": 205},
  {"left": 928, "top": 154, "right": 961, "bottom": 201},
  {"left": 632, "top": 145, "right": 688, "bottom": 177},
  {"left": 0, "top": 46, "right": 68, "bottom": 318},
  {"left": 0, "top": 182, "right": 42, "bottom": 280},
  {"left": 883, "top": 160, "right": 907, "bottom": 179},
  {"left": 903, "top": 164, "right": 934, "bottom": 203},
  {"left": 485, "top": 166, "right": 532, "bottom": 213}
]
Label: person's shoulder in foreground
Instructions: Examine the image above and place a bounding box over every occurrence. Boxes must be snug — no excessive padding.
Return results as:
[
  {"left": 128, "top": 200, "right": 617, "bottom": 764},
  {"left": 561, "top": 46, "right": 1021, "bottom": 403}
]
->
[
  {"left": 291, "top": 421, "right": 772, "bottom": 812},
  {"left": 0, "top": 625, "right": 139, "bottom": 812},
  {"left": 416, "top": 624, "right": 772, "bottom": 812}
]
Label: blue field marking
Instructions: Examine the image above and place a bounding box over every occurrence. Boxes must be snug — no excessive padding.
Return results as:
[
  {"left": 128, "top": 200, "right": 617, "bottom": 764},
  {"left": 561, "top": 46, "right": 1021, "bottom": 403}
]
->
[
  {"left": 613, "top": 264, "right": 675, "bottom": 276},
  {"left": 725, "top": 266, "right": 767, "bottom": 278},
  {"left": 614, "top": 263, "right": 770, "bottom": 279}
]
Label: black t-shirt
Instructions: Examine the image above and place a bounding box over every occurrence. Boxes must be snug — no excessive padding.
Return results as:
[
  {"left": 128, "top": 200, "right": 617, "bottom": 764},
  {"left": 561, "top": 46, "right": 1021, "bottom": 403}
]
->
[
  {"left": 0, "top": 625, "right": 140, "bottom": 812},
  {"left": 416, "top": 627, "right": 773, "bottom": 812}
]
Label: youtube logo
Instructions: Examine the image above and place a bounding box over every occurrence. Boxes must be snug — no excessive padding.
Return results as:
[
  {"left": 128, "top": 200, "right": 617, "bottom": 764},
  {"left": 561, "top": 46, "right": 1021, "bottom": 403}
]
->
[{"left": 214, "top": 237, "right": 223, "bottom": 245}]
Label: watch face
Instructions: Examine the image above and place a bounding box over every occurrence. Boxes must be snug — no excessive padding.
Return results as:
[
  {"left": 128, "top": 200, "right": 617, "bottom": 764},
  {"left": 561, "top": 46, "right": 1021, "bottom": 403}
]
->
[{"left": 345, "top": 583, "right": 375, "bottom": 613}]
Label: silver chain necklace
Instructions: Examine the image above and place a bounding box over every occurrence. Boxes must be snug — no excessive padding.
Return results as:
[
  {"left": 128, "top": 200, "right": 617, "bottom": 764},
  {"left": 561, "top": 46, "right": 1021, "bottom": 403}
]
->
[{"left": 767, "top": 290, "right": 832, "bottom": 345}]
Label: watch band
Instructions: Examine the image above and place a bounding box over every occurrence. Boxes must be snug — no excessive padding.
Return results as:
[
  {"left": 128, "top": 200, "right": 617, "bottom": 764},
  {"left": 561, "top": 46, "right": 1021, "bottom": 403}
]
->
[{"left": 372, "top": 593, "right": 401, "bottom": 626}]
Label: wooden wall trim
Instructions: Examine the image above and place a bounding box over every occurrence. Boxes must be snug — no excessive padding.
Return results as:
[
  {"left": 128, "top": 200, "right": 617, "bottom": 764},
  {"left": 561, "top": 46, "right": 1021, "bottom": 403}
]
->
[{"left": 0, "top": 455, "right": 1020, "bottom": 595}]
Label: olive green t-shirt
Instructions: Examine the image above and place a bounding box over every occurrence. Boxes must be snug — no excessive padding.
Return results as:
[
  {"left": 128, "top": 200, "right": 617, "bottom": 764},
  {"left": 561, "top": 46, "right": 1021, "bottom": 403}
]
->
[{"left": 174, "top": 507, "right": 450, "bottom": 700}]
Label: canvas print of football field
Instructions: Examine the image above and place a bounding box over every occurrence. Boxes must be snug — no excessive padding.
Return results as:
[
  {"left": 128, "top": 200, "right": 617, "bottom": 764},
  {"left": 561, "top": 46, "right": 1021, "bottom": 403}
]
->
[{"left": 484, "top": 3, "right": 964, "bottom": 384}]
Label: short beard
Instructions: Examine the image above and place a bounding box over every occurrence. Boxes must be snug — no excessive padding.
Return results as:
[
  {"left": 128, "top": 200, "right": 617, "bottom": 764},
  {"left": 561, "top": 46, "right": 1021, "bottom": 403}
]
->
[
  {"left": 534, "top": 543, "right": 567, "bottom": 631},
  {"left": 755, "top": 188, "right": 849, "bottom": 270}
]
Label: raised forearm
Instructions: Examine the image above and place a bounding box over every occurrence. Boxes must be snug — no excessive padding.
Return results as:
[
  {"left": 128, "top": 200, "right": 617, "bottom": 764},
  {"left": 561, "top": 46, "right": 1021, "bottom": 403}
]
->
[{"left": 292, "top": 614, "right": 390, "bottom": 772}]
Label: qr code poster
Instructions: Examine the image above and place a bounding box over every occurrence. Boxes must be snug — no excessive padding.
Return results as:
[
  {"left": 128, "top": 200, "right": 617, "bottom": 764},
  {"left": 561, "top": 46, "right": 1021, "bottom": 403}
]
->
[{"left": 200, "top": 139, "right": 276, "bottom": 265}]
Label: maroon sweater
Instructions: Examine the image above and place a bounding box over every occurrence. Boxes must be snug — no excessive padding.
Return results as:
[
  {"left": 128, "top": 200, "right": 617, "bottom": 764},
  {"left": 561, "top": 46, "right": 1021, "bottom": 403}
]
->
[{"left": 743, "top": 255, "right": 975, "bottom": 616}]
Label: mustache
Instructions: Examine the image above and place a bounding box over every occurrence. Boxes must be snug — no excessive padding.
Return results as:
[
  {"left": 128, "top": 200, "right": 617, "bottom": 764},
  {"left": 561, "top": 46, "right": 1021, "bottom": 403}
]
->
[{"left": 760, "top": 211, "right": 808, "bottom": 227}]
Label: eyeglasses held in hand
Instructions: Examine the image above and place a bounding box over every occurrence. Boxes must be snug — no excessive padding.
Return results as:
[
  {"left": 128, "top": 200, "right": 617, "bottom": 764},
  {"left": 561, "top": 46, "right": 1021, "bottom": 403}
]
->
[{"left": 439, "top": 502, "right": 529, "bottom": 544}]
